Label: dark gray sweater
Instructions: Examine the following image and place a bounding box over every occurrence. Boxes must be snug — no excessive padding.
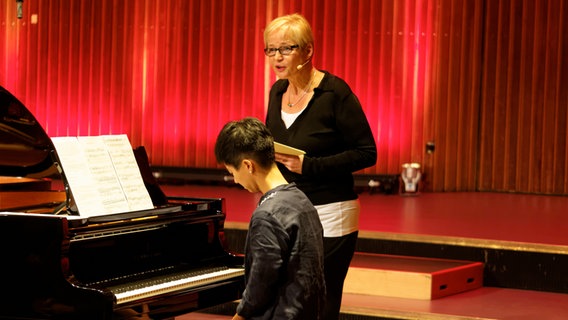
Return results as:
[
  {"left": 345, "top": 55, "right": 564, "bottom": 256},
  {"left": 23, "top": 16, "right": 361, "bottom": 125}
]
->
[{"left": 236, "top": 183, "right": 325, "bottom": 319}]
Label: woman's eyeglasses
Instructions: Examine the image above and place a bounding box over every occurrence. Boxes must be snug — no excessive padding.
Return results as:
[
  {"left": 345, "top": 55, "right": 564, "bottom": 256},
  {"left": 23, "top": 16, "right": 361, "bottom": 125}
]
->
[{"left": 264, "top": 45, "right": 299, "bottom": 57}]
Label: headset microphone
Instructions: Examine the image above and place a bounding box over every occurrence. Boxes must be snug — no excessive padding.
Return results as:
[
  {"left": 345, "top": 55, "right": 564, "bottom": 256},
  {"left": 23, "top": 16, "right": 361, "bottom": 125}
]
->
[{"left": 296, "top": 59, "right": 311, "bottom": 70}]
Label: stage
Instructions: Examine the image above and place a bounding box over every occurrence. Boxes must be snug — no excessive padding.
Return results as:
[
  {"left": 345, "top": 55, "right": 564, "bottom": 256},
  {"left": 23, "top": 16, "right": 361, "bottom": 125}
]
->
[
  {"left": 161, "top": 184, "right": 568, "bottom": 251},
  {"left": 162, "top": 183, "right": 568, "bottom": 320}
]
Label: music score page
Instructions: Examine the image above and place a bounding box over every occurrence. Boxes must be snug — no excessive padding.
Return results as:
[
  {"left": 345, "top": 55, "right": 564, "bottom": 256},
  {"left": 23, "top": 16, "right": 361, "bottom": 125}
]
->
[{"left": 51, "top": 135, "right": 154, "bottom": 217}]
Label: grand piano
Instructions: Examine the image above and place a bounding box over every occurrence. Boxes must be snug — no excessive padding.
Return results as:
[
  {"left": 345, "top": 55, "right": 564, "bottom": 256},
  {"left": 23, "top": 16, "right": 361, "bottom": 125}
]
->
[{"left": 0, "top": 86, "right": 244, "bottom": 320}]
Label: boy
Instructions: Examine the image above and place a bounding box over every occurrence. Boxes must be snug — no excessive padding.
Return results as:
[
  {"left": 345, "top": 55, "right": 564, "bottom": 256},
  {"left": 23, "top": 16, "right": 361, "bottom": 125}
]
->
[{"left": 215, "top": 117, "right": 325, "bottom": 320}]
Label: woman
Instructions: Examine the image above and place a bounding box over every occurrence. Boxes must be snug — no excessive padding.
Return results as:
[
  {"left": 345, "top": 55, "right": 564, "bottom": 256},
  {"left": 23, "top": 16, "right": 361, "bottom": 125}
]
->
[{"left": 263, "top": 13, "right": 377, "bottom": 320}]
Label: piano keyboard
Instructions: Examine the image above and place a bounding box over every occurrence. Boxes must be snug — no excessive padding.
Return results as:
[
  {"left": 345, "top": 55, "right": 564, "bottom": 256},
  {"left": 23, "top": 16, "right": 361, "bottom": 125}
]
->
[{"left": 109, "top": 266, "right": 244, "bottom": 305}]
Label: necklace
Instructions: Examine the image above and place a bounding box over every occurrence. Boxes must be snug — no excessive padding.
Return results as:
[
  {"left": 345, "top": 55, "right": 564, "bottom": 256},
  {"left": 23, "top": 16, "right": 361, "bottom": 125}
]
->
[{"left": 287, "top": 71, "right": 316, "bottom": 108}]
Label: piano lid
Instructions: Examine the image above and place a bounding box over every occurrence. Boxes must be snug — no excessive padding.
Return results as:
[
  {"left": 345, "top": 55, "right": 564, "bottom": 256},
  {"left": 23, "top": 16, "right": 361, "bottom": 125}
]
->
[{"left": 0, "top": 86, "right": 55, "bottom": 177}]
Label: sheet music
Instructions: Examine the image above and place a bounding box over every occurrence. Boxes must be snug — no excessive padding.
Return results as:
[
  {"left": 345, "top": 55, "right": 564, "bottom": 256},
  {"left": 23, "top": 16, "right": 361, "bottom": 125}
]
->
[
  {"left": 77, "top": 136, "right": 131, "bottom": 214},
  {"left": 101, "top": 135, "right": 154, "bottom": 211},
  {"left": 51, "top": 135, "right": 154, "bottom": 217},
  {"left": 51, "top": 137, "right": 108, "bottom": 217},
  {"left": 274, "top": 142, "right": 306, "bottom": 156}
]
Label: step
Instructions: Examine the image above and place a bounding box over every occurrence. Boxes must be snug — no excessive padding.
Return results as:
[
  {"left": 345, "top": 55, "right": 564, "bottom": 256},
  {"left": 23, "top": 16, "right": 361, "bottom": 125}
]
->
[
  {"left": 176, "top": 288, "right": 568, "bottom": 320},
  {"left": 343, "top": 253, "right": 484, "bottom": 300},
  {"left": 340, "top": 288, "right": 568, "bottom": 320}
]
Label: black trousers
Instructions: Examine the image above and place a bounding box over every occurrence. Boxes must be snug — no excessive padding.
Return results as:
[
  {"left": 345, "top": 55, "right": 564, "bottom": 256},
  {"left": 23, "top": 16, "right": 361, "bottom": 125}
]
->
[{"left": 322, "top": 231, "right": 358, "bottom": 320}]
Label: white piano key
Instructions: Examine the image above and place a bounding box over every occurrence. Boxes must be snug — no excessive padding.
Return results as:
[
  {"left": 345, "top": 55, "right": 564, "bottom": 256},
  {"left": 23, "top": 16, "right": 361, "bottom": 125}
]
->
[{"left": 111, "top": 267, "right": 244, "bottom": 304}]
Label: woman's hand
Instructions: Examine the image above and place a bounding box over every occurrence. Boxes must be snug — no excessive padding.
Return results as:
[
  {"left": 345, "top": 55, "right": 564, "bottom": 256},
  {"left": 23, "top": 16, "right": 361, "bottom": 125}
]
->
[{"left": 275, "top": 153, "right": 304, "bottom": 174}]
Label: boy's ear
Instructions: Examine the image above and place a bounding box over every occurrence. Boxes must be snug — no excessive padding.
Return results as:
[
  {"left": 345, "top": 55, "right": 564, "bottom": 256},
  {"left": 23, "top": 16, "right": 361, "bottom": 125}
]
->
[{"left": 242, "top": 159, "right": 254, "bottom": 173}]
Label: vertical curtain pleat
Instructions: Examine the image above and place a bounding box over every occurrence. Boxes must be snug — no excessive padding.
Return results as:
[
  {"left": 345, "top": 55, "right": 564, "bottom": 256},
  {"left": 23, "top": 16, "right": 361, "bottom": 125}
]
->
[{"left": 1, "top": 0, "right": 567, "bottom": 194}]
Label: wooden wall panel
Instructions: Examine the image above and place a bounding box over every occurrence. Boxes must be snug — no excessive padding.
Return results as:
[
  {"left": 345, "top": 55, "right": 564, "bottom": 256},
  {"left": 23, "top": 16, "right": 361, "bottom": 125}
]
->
[
  {"left": 479, "top": 0, "right": 568, "bottom": 194},
  {"left": 423, "top": 0, "right": 483, "bottom": 191}
]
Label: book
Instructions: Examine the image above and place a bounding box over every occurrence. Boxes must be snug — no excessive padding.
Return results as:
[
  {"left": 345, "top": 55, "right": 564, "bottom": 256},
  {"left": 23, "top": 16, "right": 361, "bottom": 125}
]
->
[
  {"left": 274, "top": 141, "right": 306, "bottom": 156},
  {"left": 51, "top": 134, "right": 154, "bottom": 217}
]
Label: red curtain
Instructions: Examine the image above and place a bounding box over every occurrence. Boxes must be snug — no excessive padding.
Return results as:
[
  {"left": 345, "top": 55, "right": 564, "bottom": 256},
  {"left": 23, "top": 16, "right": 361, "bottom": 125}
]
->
[
  {"left": 2, "top": 0, "right": 433, "bottom": 174},
  {"left": 2, "top": 0, "right": 567, "bottom": 193},
  {"left": 2, "top": 0, "right": 268, "bottom": 169}
]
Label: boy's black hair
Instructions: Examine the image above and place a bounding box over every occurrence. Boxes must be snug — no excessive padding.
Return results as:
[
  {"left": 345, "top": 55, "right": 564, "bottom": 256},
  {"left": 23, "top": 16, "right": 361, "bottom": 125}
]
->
[{"left": 215, "top": 117, "right": 275, "bottom": 169}]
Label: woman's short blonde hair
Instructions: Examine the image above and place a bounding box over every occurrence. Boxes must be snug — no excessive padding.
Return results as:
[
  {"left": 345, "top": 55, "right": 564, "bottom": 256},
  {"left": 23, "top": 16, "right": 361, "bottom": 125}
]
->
[{"left": 264, "top": 13, "right": 314, "bottom": 50}]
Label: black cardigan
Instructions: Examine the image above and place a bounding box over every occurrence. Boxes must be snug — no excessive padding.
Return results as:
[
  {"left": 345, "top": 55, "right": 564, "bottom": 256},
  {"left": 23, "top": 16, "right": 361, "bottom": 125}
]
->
[{"left": 266, "top": 71, "right": 377, "bottom": 205}]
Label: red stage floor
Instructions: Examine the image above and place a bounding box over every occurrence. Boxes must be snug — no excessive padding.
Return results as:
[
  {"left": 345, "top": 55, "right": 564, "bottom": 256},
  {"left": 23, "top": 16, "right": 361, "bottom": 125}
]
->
[
  {"left": 162, "top": 184, "right": 568, "bottom": 249},
  {"left": 163, "top": 184, "right": 568, "bottom": 319}
]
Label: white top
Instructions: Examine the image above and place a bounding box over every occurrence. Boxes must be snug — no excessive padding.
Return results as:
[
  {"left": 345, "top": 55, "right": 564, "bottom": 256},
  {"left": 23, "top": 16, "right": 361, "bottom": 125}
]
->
[
  {"left": 315, "top": 199, "right": 360, "bottom": 237},
  {"left": 281, "top": 109, "right": 304, "bottom": 128},
  {"left": 281, "top": 110, "right": 360, "bottom": 238}
]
